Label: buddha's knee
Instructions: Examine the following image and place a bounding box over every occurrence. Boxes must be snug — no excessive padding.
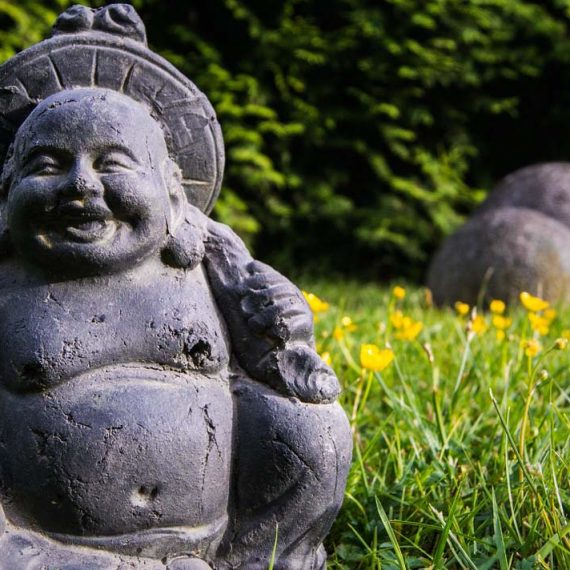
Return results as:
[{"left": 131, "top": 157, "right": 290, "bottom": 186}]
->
[
  {"left": 234, "top": 378, "right": 351, "bottom": 511},
  {"left": 228, "top": 378, "right": 352, "bottom": 568}
]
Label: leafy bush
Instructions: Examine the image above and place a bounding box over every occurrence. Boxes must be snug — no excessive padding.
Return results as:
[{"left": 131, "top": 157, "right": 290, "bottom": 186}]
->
[{"left": 3, "top": 0, "right": 570, "bottom": 279}]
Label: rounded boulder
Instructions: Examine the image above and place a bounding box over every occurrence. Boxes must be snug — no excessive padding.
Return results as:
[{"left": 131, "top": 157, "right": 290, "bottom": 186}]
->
[{"left": 427, "top": 207, "right": 570, "bottom": 306}]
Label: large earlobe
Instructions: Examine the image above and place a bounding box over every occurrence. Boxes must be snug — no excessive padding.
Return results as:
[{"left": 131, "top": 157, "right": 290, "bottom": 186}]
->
[
  {"left": 160, "top": 159, "right": 207, "bottom": 270},
  {"left": 162, "top": 158, "right": 186, "bottom": 233}
]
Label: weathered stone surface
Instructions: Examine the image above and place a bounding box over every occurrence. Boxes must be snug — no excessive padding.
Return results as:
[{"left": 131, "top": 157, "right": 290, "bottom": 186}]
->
[
  {"left": 427, "top": 207, "right": 570, "bottom": 306},
  {"left": 0, "top": 5, "right": 352, "bottom": 569},
  {"left": 477, "top": 162, "right": 570, "bottom": 229}
]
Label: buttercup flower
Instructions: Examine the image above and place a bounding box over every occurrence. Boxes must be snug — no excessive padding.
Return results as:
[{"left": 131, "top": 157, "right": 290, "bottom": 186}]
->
[
  {"left": 490, "top": 299, "right": 506, "bottom": 314},
  {"left": 492, "top": 315, "right": 512, "bottom": 330},
  {"left": 320, "top": 351, "right": 332, "bottom": 366},
  {"left": 392, "top": 286, "right": 406, "bottom": 300},
  {"left": 390, "top": 310, "right": 423, "bottom": 341},
  {"left": 528, "top": 313, "right": 550, "bottom": 336},
  {"left": 544, "top": 308, "right": 557, "bottom": 322},
  {"left": 333, "top": 315, "right": 358, "bottom": 340},
  {"left": 340, "top": 316, "right": 358, "bottom": 332},
  {"left": 555, "top": 338, "right": 568, "bottom": 350},
  {"left": 520, "top": 292, "right": 549, "bottom": 312},
  {"left": 360, "top": 344, "right": 394, "bottom": 371},
  {"left": 390, "top": 310, "right": 404, "bottom": 329},
  {"left": 492, "top": 315, "right": 511, "bottom": 341},
  {"left": 455, "top": 301, "right": 470, "bottom": 316},
  {"left": 522, "top": 339, "right": 542, "bottom": 358},
  {"left": 302, "top": 291, "right": 330, "bottom": 314},
  {"left": 394, "top": 318, "right": 423, "bottom": 341},
  {"left": 471, "top": 315, "right": 487, "bottom": 335}
]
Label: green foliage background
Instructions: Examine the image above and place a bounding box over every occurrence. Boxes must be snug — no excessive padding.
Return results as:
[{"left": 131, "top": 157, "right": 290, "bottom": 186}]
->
[{"left": 3, "top": 0, "right": 570, "bottom": 279}]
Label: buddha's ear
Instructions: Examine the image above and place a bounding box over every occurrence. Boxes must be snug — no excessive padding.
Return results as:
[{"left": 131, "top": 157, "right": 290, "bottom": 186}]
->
[
  {"left": 160, "top": 157, "right": 206, "bottom": 270},
  {"left": 162, "top": 158, "right": 186, "bottom": 233}
]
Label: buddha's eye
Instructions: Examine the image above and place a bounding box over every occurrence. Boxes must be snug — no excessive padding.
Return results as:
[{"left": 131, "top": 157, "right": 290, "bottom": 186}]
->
[
  {"left": 23, "top": 155, "right": 64, "bottom": 177},
  {"left": 95, "top": 151, "right": 137, "bottom": 174}
]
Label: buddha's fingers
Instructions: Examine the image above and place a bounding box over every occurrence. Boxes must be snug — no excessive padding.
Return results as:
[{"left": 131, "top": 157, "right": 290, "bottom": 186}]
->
[
  {"left": 243, "top": 260, "right": 290, "bottom": 287},
  {"left": 247, "top": 306, "right": 310, "bottom": 339},
  {"left": 276, "top": 345, "right": 341, "bottom": 404},
  {"left": 240, "top": 286, "right": 308, "bottom": 317}
]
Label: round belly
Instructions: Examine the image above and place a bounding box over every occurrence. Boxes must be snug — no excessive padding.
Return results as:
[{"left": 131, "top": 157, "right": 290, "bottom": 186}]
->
[{"left": 0, "top": 365, "right": 233, "bottom": 537}]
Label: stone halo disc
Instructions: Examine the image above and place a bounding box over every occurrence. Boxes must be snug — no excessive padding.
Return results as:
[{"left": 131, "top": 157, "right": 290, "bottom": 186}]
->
[{"left": 0, "top": 32, "right": 225, "bottom": 214}]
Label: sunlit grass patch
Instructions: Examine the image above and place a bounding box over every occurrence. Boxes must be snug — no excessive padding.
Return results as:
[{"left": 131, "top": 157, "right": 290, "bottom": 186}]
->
[{"left": 298, "top": 279, "right": 570, "bottom": 569}]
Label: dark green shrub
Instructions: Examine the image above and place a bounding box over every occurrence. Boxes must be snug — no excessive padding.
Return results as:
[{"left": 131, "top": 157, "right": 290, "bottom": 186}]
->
[{"left": 3, "top": 0, "right": 570, "bottom": 279}]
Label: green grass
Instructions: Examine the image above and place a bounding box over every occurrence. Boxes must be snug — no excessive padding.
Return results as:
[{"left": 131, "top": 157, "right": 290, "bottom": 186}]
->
[{"left": 296, "top": 279, "right": 570, "bottom": 569}]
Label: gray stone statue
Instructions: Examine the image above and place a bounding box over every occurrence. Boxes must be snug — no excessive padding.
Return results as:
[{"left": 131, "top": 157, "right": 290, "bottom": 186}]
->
[{"left": 0, "top": 5, "right": 352, "bottom": 569}]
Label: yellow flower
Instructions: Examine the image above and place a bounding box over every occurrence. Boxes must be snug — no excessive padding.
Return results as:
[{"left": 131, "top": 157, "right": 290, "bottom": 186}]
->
[
  {"left": 455, "top": 301, "right": 470, "bottom": 316},
  {"left": 333, "top": 326, "right": 344, "bottom": 340},
  {"left": 496, "top": 330, "right": 506, "bottom": 342},
  {"left": 492, "top": 315, "right": 512, "bottom": 330},
  {"left": 490, "top": 299, "right": 506, "bottom": 314},
  {"left": 390, "top": 310, "right": 404, "bottom": 329},
  {"left": 320, "top": 351, "right": 332, "bottom": 366},
  {"left": 520, "top": 292, "right": 549, "bottom": 312},
  {"left": 555, "top": 338, "right": 568, "bottom": 350},
  {"left": 544, "top": 308, "right": 557, "bottom": 322},
  {"left": 390, "top": 310, "right": 423, "bottom": 341},
  {"left": 394, "top": 319, "right": 423, "bottom": 341},
  {"left": 471, "top": 315, "right": 487, "bottom": 335},
  {"left": 528, "top": 313, "right": 550, "bottom": 336},
  {"left": 392, "top": 286, "right": 406, "bottom": 300},
  {"left": 302, "top": 291, "right": 330, "bottom": 314},
  {"left": 360, "top": 344, "right": 394, "bottom": 371},
  {"left": 522, "top": 339, "right": 542, "bottom": 358},
  {"left": 340, "top": 316, "right": 357, "bottom": 332}
]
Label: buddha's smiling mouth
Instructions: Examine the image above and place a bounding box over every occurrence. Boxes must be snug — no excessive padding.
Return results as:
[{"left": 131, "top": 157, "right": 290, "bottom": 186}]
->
[
  {"left": 64, "top": 218, "right": 117, "bottom": 242},
  {"left": 45, "top": 202, "right": 118, "bottom": 243}
]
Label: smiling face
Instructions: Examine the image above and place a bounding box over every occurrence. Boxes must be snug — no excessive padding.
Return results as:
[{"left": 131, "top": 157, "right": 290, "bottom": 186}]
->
[{"left": 5, "top": 88, "right": 179, "bottom": 276}]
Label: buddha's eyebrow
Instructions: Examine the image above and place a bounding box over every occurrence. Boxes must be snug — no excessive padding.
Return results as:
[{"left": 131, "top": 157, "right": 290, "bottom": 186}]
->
[
  {"left": 95, "top": 144, "right": 140, "bottom": 163},
  {"left": 20, "top": 145, "right": 71, "bottom": 166},
  {"left": 20, "top": 143, "right": 141, "bottom": 166}
]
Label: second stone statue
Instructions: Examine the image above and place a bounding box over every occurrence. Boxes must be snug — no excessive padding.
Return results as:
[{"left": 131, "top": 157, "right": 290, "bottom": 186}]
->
[{"left": 0, "top": 5, "right": 352, "bottom": 569}]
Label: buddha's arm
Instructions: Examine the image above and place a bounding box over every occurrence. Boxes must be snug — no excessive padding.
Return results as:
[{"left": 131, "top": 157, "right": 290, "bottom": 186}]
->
[{"left": 202, "top": 214, "right": 340, "bottom": 404}]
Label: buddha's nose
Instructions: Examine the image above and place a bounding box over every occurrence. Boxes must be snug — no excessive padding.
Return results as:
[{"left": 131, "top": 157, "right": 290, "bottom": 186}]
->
[{"left": 61, "top": 160, "right": 104, "bottom": 199}]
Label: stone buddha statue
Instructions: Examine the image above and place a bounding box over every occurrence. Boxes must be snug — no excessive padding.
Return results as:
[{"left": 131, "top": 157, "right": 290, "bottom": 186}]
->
[{"left": 0, "top": 5, "right": 352, "bottom": 570}]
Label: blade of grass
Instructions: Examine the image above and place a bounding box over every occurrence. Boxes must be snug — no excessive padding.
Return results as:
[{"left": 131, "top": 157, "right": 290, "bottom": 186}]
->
[
  {"left": 268, "top": 523, "right": 278, "bottom": 570},
  {"left": 376, "top": 497, "right": 407, "bottom": 570},
  {"left": 492, "top": 488, "right": 509, "bottom": 570},
  {"left": 432, "top": 481, "right": 462, "bottom": 567}
]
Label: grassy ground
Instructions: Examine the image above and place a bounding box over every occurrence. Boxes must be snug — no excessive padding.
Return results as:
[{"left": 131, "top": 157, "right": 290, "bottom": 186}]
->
[{"left": 296, "top": 279, "right": 570, "bottom": 569}]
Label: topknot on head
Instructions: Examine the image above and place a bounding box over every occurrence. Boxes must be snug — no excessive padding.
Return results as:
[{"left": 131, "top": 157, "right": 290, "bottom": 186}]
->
[{"left": 52, "top": 4, "right": 147, "bottom": 45}]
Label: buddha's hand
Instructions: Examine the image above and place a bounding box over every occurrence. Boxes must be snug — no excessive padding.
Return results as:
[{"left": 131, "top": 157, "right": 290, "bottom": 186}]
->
[
  {"left": 231, "top": 261, "right": 340, "bottom": 403},
  {"left": 267, "top": 343, "right": 341, "bottom": 404},
  {"left": 204, "top": 219, "right": 340, "bottom": 403},
  {"left": 203, "top": 218, "right": 313, "bottom": 347},
  {"left": 238, "top": 259, "right": 313, "bottom": 344}
]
